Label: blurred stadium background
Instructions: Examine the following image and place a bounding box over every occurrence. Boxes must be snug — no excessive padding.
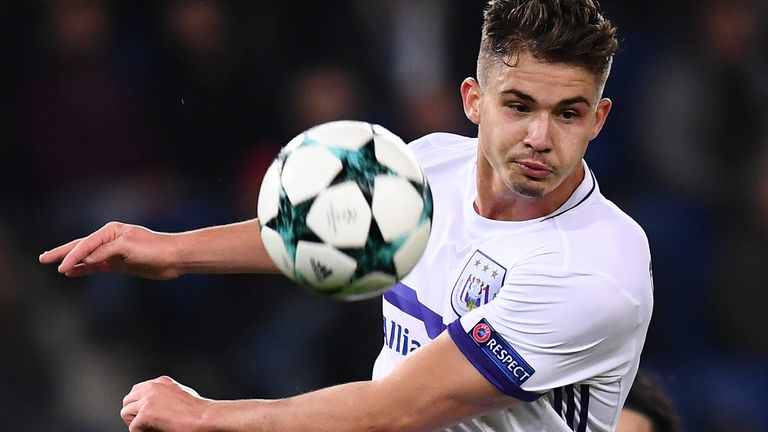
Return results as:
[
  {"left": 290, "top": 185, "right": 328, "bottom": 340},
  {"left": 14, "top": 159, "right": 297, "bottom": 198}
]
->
[{"left": 1, "top": 1, "right": 767, "bottom": 430}]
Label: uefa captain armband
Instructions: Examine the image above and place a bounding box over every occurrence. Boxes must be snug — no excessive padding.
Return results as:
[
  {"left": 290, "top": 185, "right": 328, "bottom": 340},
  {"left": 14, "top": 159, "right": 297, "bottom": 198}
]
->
[{"left": 468, "top": 319, "right": 536, "bottom": 386}]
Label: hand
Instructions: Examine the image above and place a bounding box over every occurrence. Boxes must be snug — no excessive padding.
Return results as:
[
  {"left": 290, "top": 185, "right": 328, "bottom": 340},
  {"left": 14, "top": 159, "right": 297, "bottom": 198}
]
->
[
  {"left": 122, "top": 376, "right": 212, "bottom": 432},
  {"left": 39, "top": 222, "right": 182, "bottom": 280}
]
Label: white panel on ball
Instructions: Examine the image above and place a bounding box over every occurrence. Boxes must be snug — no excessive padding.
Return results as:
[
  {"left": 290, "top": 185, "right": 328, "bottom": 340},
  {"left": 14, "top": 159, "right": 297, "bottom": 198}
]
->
[
  {"left": 259, "top": 226, "right": 296, "bottom": 280},
  {"left": 283, "top": 131, "right": 306, "bottom": 153},
  {"left": 372, "top": 125, "right": 423, "bottom": 183},
  {"left": 343, "top": 272, "right": 397, "bottom": 301},
  {"left": 393, "top": 220, "right": 431, "bottom": 278},
  {"left": 308, "top": 120, "right": 373, "bottom": 150},
  {"left": 256, "top": 161, "right": 282, "bottom": 223},
  {"left": 371, "top": 175, "right": 424, "bottom": 242},
  {"left": 281, "top": 145, "right": 343, "bottom": 205},
  {"left": 306, "top": 181, "right": 372, "bottom": 248},
  {"left": 294, "top": 241, "right": 357, "bottom": 290}
]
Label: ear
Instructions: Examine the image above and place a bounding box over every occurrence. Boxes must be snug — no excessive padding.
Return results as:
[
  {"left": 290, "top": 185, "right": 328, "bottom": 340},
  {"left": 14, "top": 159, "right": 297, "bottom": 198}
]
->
[
  {"left": 590, "top": 98, "right": 612, "bottom": 140},
  {"left": 461, "top": 77, "right": 482, "bottom": 125}
]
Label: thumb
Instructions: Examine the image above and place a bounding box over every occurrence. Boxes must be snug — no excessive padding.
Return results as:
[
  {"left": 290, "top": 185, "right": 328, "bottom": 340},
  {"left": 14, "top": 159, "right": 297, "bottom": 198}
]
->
[{"left": 82, "top": 239, "right": 125, "bottom": 266}]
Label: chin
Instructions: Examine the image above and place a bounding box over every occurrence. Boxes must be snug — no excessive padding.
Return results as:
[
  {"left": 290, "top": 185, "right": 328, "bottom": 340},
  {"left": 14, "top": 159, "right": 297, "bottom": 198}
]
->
[{"left": 512, "top": 183, "right": 546, "bottom": 198}]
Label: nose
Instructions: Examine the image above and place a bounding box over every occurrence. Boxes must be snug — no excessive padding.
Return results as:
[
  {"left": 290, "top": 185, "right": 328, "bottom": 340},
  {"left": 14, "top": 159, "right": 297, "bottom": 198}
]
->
[{"left": 523, "top": 114, "right": 552, "bottom": 152}]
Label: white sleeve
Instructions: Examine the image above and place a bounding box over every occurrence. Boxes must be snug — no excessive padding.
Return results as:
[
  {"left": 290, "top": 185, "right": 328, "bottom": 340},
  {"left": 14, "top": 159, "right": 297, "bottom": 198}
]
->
[{"left": 447, "top": 262, "right": 646, "bottom": 402}]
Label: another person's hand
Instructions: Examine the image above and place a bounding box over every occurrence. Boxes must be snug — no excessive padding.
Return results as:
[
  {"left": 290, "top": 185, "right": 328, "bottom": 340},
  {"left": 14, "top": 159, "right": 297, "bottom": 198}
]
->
[
  {"left": 39, "top": 222, "right": 182, "bottom": 280},
  {"left": 121, "top": 376, "right": 212, "bottom": 432}
]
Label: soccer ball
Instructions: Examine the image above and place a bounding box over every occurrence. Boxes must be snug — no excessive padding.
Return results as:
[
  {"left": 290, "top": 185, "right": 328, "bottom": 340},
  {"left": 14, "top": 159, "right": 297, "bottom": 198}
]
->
[{"left": 257, "top": 120, "right": 433, "bottom": 301}]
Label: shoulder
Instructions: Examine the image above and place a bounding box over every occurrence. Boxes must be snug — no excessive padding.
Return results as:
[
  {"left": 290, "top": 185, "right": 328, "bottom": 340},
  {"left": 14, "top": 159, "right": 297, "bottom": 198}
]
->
[
  {"left": 409, "top": 132, "right": 476, "bottom": 150},
  {"left": 574, "top": 194, "right": 651, "bottom": 271},
  {"left": 575, "top": 196, "right": 649, "bottom": 256},
  {"left": 499, "top": 186, "right": 653, "bottom": 329},
  {"left": 408, "top": 133, "right": 477, "bottom": 169},
  {"left": 547, "top": 179, "right": 651, "bottom": 269},
  {"left": 542, "top": 193, "right": 653, "bottom": 326}
]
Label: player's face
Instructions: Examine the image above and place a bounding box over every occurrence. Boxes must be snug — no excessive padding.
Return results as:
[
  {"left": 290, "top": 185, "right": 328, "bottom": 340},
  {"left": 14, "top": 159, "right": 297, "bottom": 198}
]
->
[{"left": 461, "top": 51, "right": 611, "bottom": 203}]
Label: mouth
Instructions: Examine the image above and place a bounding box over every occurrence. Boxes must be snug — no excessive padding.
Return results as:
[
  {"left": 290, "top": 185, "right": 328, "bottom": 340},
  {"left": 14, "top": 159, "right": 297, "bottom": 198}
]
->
[{"left": 513, "top": 160, "right": 552, "bottom": 179}]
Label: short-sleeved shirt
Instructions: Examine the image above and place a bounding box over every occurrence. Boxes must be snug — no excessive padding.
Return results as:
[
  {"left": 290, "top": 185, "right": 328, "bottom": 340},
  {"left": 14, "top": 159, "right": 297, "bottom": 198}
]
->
[{"left": 372, "top": 133, "right": 653, "bottom": 431}]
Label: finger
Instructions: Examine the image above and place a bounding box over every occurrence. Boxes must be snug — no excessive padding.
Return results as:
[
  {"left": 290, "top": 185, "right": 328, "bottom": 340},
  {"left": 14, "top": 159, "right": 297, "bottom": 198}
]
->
[
  {"left": 63, "top": 262, "right": 115, "bottom": 278},
  {"left": 39, "top": 238, "right": 84, "bottom": 264},
  {"left": 121, "top": 400, "right": 141, "bottom": 425},
  {"left": 123, "top": 380, "right": 153, "bottom": 407},
  {"left": 128, "top": 410, "right": 157, "bottom": 432},
  {"left": 58, "top": 225, "right": 120, "bottom": 273},
  {"left": 128, "top": 414, "right": 145, "bottom": 432}
]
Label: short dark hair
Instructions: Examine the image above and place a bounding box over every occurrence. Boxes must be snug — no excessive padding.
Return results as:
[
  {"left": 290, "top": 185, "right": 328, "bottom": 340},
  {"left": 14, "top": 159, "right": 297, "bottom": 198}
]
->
[
  {"left": 478, "top": 0, "right": 619, "bottom": 87},
  {"left": 624, "top": 372, "right": 682, "bottom": 432}
]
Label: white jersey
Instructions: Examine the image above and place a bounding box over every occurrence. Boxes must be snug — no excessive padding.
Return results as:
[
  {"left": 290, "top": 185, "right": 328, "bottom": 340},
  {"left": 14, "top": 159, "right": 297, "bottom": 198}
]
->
[{"left": 372, "top": 133, "right": 653, "bottom": 432}]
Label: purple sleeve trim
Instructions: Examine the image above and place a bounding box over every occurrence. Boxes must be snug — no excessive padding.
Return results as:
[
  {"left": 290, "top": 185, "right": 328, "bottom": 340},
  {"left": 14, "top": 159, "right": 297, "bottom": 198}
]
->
[{"left": 448, "top": 320, "right": 543, "bottom": 402}]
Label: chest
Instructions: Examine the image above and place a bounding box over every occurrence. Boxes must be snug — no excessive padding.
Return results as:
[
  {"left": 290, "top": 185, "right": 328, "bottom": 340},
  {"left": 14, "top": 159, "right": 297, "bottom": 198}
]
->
[{"left": 382, "top": 193, "right": 557, "bottom": 348}]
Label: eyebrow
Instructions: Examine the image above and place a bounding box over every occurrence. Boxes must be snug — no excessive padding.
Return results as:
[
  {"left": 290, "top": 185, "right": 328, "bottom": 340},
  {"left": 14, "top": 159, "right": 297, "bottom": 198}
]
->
[{"left": 501, "top": 88, "right": 592, "bottom": 108}]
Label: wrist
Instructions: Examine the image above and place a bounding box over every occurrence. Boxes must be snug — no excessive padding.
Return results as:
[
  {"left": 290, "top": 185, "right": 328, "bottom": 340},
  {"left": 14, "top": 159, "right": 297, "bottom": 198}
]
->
[
  {"left": 164, "top": 232, "right": 187, "bottom": 278},
  {"left": 196, "top": 399, "right": 221, "bottom": 432},
  {"left": 168, "top": 226, "right": 225, "bottom": 277},
  {"left": 198, "top": 399, "right": 267, "bottom": 432}
]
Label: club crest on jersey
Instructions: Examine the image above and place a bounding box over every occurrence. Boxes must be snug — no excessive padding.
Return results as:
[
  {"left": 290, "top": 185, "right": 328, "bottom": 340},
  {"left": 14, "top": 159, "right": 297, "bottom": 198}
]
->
[{"left": 451, "top": 250, "right": 506, "bottom": 316}]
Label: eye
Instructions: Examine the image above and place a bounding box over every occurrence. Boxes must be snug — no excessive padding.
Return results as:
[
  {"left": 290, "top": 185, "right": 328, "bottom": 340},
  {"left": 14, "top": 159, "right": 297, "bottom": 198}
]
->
[
  {"left": 560, "top": 110, "right": 581, "bottom": 120},
  {"left": 508, "top": 103, "right": 530, "bottom": 113}
]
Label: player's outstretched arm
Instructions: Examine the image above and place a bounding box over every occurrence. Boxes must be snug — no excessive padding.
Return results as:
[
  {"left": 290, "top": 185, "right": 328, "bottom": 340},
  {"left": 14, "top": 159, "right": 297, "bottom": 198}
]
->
[
  {"left": 39, "top": 219, "right": 280, "bottom": 279},
  {"left": 121, "top": 332, "right": 517, "bottom": 432}
]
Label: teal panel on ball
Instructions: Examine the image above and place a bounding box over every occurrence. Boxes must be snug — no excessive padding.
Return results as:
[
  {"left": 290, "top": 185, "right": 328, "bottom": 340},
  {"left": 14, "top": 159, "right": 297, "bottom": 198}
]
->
[
  {"left": 265, "top": 186, "right": 316, "bottom": 261},
  {"left": 328, "top": 141, "right": 395, "bottom": 193}
]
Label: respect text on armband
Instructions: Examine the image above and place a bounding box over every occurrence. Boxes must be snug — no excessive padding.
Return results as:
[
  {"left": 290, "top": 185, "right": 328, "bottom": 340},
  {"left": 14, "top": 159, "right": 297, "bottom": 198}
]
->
[{"left": 469, "top": 319, "right": 535, "bottom": 385}]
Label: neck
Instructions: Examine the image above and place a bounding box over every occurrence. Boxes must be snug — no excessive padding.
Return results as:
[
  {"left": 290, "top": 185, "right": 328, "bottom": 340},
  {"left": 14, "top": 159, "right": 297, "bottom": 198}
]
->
[{"left": 474, "top": 160, "right": 585, "bottom": 221}]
